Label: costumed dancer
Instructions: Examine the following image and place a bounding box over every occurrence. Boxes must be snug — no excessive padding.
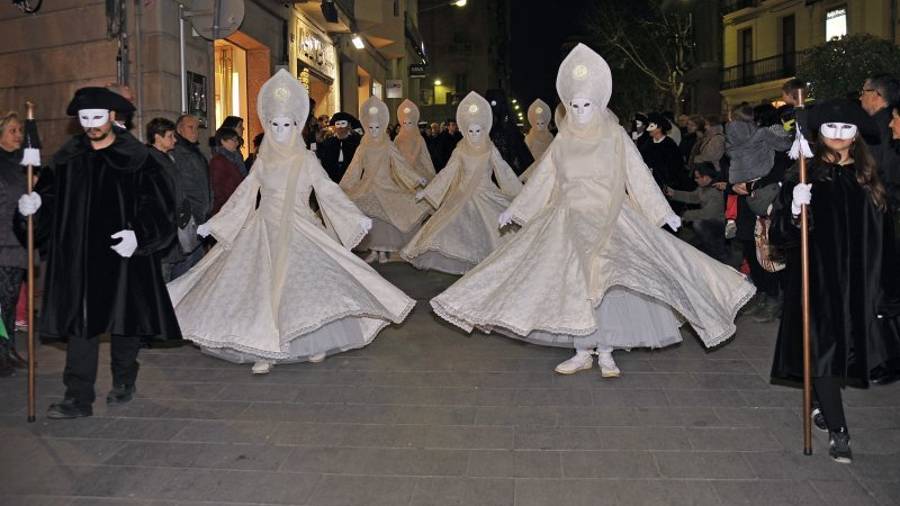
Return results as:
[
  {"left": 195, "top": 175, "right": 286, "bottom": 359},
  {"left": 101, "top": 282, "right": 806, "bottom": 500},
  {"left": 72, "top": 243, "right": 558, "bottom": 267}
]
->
[
  {"left": 430, "top": 44, "right": 756, "bottom": 377},
  {"left": 317, "top": 112, "right": 361, "bottom": 182},
  {"left": 17, "top": 88, "right": 181, "bottom": 418},
  {"left": 520, "top": 103, "right": 565, "bottom": 183},
  {"left": 769, "top": 99, "right": 900, "bottom": 464},
  {"left": 524, "top": 99, "right": 553, "bottom": 162},
  {"left": 400, "top": 92, "right": 523, "bottom": 275},
  {"left": 340, "top": 96, "right": 430, "bottom": 264},
  {"left": 168, "top": 70, "right": 415, "bottom": 375},
  {"left": 394, "top": 99, "right": 436, "bottom": 182}
]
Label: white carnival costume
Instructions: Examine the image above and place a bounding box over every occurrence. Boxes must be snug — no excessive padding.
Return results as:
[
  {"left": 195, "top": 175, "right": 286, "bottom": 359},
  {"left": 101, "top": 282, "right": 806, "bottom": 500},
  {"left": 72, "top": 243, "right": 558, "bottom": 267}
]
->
[
  {"left": 394, "top": 99, "right": 436, "bottom": 182},
  {"left": 524, "top": 99, "right": 554, "bottom": 161},
  {"left": 400, "top": 92, "right": 523, "bottom": 274},
  {"left": 431, "top": 45, "right": 755, "bottom": 376},
  {"left": 168, "top": 70, "right": 415, "bottom": 374},
  {"left": 340, "top": 96, "right": 429, "bottom": 263},
  {"left": 520, "top": 103, "right": 565, "bottom": 183}
]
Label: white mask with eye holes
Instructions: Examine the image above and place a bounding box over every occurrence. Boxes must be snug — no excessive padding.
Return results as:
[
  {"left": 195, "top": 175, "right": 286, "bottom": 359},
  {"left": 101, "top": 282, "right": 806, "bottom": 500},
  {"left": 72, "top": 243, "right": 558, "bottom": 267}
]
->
[
  {"left": 569, "top": 98, "right": 595, "bottom": 125},
  {"left": 269, "top": 116, "right": 295, "bottom": 143},
  {"left": 467, "top": 123, "right": 485, "bottom": 146},
  {"left": 820, "top": 122, "right": 858, "bottom": 140},
  {"left": 402, "top": 119, "right": 415, "bottom": 128},
  {"left": 367, "top": 122, "right": 383, "bottom": 138},
  {"left": 536, "top": 119, "right": 547, "bottom": 130},
  {"left": 78, "top": 109, "right": 110, "bottom": 129}
]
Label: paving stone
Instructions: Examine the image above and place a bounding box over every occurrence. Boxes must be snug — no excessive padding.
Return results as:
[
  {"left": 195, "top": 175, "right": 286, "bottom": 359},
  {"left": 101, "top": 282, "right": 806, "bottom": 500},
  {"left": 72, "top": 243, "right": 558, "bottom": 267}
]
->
[
  {"left": 282, "top": 447, "right": 468, "bottom": 476},
  {"left": 560, "top": 451, "right": 659, "bottom": 478},
  {"left": 306, "top": 475, "right": 415, "bottom": 506},
  {"left": 410, "top": 477, "right": 514, "bottom": 506},
  {"left": 654, "top": 451, "right": 754, "bottom": 479},
  {"left": 713, "top": 479, "right": 824, "bottom": 506},
  {"left": 467, "top": 450, "right": 561, "bottom": 478},
  {"left": 809, "top": 479, "right": 881, "bottom": 505}
]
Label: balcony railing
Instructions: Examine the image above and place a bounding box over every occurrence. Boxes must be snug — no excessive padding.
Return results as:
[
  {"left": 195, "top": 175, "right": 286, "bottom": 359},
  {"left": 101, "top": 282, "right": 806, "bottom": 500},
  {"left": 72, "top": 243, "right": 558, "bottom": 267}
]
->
[
  {"left": 722, "top": 0, "right": 755, "bottom": 14},
  {"left": 721, "top": 52, "right": 802, "bottom": 90}
]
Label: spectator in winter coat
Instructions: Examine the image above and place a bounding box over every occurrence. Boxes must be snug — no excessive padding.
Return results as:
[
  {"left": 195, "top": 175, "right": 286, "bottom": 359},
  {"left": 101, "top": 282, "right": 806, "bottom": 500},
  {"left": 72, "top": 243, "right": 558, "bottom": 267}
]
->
[{"left": 209, "top": 127, "right": 246, "bottom": 216}]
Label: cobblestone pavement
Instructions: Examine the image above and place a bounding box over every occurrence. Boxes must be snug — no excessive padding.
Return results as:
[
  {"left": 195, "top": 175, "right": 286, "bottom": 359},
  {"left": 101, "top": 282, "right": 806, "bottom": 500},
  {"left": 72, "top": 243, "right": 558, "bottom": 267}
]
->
[{"left": 0, "top": 263, "right": 898, "bottom": 505}]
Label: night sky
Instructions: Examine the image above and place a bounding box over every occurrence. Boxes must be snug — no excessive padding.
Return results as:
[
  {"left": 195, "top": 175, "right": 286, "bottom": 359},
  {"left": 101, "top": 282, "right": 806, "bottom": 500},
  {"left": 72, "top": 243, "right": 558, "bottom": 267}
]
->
[{"left": 509, "top": 0, "right": 594, "bottom": 108}]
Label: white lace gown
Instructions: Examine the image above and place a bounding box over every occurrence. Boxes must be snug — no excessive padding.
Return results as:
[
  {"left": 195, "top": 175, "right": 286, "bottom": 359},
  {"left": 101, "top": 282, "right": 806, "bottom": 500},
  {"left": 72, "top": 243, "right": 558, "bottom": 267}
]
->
[
  {"left": 340, "top": 138, "right": 428, "bottom": 252},
  {"left": 400, "top": 143, "right": 523, "bottom": 275},
  {"left": 167, "top": 152, "right": 415, "bottom": 363},
  {"left": 431, "top": 126, "right": 755, "bottom": 350}
]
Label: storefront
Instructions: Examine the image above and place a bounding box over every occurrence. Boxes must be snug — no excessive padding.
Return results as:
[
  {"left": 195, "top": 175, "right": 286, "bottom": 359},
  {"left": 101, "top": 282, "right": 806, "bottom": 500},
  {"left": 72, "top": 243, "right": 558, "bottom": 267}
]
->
[{"left": 295, "top": 15, "right": 340, "bottom": 120}]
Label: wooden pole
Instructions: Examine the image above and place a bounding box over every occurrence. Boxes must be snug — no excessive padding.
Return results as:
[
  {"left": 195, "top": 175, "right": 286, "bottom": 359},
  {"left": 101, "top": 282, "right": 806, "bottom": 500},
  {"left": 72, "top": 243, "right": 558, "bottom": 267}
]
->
[
  {"left": 25, "top": 101, "right": 36, "bottom": 423},
  {"left": 796, "top": 89, "right": 812, "bottom": 455}
]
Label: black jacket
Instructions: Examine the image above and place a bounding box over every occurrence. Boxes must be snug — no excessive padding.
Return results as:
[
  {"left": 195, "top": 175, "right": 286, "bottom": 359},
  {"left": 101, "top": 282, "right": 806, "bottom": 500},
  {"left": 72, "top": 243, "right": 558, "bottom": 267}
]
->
[
  {"left": 317, "top": 133, "right": 361, "bottom": 182},
  {"left": 868, "top": 107, "right": 900, "bottom": 206},
  {"left": 32, "top": 132, "right": 181, "bottom": 341},
  {"left": 170, "top": 135, "right": 212, "bottom": 223}
]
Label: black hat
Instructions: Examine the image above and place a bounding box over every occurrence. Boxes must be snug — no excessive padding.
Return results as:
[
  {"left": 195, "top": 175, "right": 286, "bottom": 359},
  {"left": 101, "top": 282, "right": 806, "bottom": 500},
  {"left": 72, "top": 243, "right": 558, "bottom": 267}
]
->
[
  {"left": 805, "top": 99, "right": 880, "bottom": 145},
  {"left": 329, "top": 112, "right": 356, "bottom": 126},
  {"left": 646, "top": 112, "right": 671, "bottom": 134},
  {"left": 65, "top": 87, "right": 135, "bottom": 116}
]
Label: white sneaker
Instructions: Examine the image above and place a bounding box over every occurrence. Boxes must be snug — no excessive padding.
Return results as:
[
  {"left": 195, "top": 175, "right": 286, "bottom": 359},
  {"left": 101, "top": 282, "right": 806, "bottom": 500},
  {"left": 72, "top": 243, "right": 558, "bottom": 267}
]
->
[
  {"left": 363, "top": 251, "right": 378, "bottom": 263},
  {"left": 378, "top": 251, "right": 389, "bottom": 263},
  {"left": 554, "top": 350, "right": 593, "bottom": 375},
  {"left": 251, "top": 360, "right": 273, "bottom": 375},
  {"left": 597, "top": 351, "right": 621, "bottom": 378},
  {"left": 308, "top": 352, "right": 326, "bottom": 363}
]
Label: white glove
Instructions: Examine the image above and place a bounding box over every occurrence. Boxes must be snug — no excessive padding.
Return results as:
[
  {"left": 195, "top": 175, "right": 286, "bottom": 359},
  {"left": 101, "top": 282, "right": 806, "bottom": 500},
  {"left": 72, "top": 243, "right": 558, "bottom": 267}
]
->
[
  {"left": 664, "top": 214, "right": 682, "bottom": 232},
  {"left": 20, "top": 148, "right": 40, "bottom": 167},
  {"left": 359, "top": 216, "right": 373, "bottom": 234},
  {"left": 415, "top": 190, "right": 426, "bottom": 201},
  {"left": 110, "top": 230, "right": 138, "bottom": 258},
  {"left": 18, "top": 192, "right": 41, "bottom": 216},
  {"left": 498, "top": 210, "right": 514, "bottom": 228},
  {"left": 791, "top": 183, "right": 812, "bottom": 216},
  {"left": 196, "top": 223, "right": 212, "bottom": 238},
  {"left": 417, "top": 177, "right": 429, "bottom": 187}
]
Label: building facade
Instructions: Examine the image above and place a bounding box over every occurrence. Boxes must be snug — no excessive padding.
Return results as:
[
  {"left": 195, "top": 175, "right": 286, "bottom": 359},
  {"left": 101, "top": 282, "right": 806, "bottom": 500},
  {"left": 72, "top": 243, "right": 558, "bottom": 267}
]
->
[{"left": 720, "top": 0, "right": 899, "bottom": 108}]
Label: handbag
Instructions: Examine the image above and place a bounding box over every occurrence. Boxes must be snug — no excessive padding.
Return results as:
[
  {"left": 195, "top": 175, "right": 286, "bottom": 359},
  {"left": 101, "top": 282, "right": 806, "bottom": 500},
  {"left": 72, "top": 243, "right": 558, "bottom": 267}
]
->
[
  {"left": 175, "top": 199, "right": 201, "bottom": 254},
  {"left": 746, "top": 182, "right": 781, "bottom": 216},
  {"left": 755, "top": 216, "right": 785, "bottom": 273}
]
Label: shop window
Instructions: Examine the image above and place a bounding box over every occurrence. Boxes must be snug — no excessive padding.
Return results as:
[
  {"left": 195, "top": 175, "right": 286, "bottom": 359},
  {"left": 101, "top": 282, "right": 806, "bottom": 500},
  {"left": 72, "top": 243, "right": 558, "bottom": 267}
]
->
[
  {"left": 214, "top": 40, "right": 249, "bottom": 157},
  {"left": 826, "top": 6, "right": 847, "bottom": 41}
]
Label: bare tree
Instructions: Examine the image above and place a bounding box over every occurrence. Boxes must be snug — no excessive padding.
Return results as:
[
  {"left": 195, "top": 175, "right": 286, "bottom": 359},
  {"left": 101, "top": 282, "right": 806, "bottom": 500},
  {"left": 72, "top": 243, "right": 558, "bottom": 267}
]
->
[{"left": 585, "top": 0, "right": 694, "bottom": 116}]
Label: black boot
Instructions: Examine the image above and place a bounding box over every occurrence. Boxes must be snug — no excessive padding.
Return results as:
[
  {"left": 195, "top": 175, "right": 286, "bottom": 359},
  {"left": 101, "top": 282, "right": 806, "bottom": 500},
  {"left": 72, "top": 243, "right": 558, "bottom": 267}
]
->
[
  {"left": 106, "top": 384, "right": 136, "bottom": 406},
  {"left": 47, "top": 398, "right": 93, "bottom": 419},
  {"left": 828, "top": 429, "right": 852, "bottom": 464}
]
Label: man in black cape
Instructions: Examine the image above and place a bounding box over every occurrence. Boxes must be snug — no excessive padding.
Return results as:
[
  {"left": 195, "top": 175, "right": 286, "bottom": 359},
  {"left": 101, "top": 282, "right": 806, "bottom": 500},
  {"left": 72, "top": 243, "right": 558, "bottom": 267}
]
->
[
  {"left": 317, "top": 112, "right": 361, "bottom": 182},
  {"left": 17, "top": 87, "right": 181, "bottom": 419}
]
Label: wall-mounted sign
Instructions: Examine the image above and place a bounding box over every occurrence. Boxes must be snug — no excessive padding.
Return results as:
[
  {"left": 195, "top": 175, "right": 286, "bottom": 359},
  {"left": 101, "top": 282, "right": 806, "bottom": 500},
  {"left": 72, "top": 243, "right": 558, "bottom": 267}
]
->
[
  {"left": 409, "top": 63, "right": 427, "bottom": 79},
  {"left": 186, "top": 71, "right": 208, "bottom": 128},
  {"left": 296, "top": 18, "right": 336, "bottom": 78}
]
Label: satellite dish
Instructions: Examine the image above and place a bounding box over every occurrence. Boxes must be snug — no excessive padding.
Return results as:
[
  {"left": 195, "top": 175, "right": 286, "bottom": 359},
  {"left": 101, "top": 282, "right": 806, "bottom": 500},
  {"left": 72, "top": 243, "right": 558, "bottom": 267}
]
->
[{"left": 186, "top": 0, "right": 245, "bottom": 41}]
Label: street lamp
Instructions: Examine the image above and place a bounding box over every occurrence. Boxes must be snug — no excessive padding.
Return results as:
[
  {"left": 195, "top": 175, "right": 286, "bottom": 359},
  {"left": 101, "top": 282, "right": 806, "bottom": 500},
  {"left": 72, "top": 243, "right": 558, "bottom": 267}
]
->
[
  {"left": 351, "top": 35, "right": 364, "bottom": 49},
  {"left": 434, "top": 79, "right": 442, "bottom": 86},
  {"left": 421, "top": 0, "right": 467, "bottom": 13}
]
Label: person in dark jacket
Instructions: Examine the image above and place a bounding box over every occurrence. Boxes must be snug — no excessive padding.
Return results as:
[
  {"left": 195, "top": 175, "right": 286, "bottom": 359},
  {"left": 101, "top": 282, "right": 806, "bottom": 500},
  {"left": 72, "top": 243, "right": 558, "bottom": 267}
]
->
[
  {"left": 485, "top": 89, "right": 534, "bottom": 175},
  {"left": 209, "top": 127, "right": 246, "bottom": 216},
  {"left": 317, "top": 112, "right": 361, "bottom": 182},
  {"left": 170, "top": 114, "right": 211, "bottom": 277},
  {"left": 16, "top": 87, "right": 181, "bottom": 418},
  {"left": 432, "top": 118, "right": 462, "bottom": 171},
  {"left": 146, "top": 117, "right": 189, "bottom": 282},
  {"left": 640, "top": 112, "right": 686, "bottom": 191},
  {"left": 0, "top": 111, "right": 29, "bottom": 376}
]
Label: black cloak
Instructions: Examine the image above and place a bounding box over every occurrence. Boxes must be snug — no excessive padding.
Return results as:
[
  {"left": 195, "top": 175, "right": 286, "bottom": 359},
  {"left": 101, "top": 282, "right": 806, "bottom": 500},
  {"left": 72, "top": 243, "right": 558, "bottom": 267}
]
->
[
  {"left": 770, "top": 162, "right": 900, "bottom": 387},
  {"left": 32, "top": 131, "right": 181, "bottom": 342}
]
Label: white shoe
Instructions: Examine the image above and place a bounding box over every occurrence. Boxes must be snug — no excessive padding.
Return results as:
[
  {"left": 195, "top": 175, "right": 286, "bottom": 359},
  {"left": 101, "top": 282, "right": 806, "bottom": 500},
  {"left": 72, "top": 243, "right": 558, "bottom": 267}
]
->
[
  {"left": 363, "top": 251, "right": 378, "bottom": 263},
  {"left": 308, "top": 352, "right": 326, "bottom": 363},
  {"left": 554, "top": 350, "right": 593, "bottom": 375},
  {"left": 378, "top": 251, "right": 389, "bottom": 263},
  {"left": 251, "top": 360, "right": 273, "bottom": 375},
  {"left": 597, "top": 351, "right": 621, "bottom": 378}
]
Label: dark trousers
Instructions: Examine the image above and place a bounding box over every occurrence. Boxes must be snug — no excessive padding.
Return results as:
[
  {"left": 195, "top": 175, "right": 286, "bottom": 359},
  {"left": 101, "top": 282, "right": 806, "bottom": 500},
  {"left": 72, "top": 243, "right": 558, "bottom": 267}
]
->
[
  {"left": 692, "top": 220, "right": 727, "bottom": 262},
  {"left": 814, "top": 376, "right": 847, "bottom": 433},
  {"left": 63, "top": 335, "right": 141, "bottom": 405},
  {"left": 0, "top": 266, "right": 25, "bottom": 354}
]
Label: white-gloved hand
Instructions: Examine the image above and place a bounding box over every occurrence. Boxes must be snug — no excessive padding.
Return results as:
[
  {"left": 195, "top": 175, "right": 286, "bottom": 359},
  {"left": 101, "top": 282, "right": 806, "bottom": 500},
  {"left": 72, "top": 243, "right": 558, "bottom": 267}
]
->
[
  {"left": 664, "top": 214, "right": 682, "bottom": 232},
  {"left": 110, "top": 230, "right": 138, "bottom": 258},
  {"left": 498, "top": 210, "right": 514, "bottom": 228},
  {"left": 791, "top": 183, "right": 812, "bottom": 216},
  {"left": 417, "top": 177, "right": 429, "bottom": 187},
  {"left": 20, "top": 148, "right": 41, "bottom": 167},
  {"left": 359, "top": 216, "right": 373, "bottom": 234},
  {"left": 17, "top": 192, "right": 41, "bottom": 216},
  {"left": 196, "top": 223, "right": 211, "bottom": 238}
]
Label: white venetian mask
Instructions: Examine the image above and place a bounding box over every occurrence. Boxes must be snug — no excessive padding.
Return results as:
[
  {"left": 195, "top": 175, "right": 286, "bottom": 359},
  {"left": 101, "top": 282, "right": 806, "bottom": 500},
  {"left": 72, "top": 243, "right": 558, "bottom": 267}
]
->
[
  {"left": 334, "top": 120, "right": 349, "bottom": 129},
  {"left": 569, "top": 98, "right": 594, "bottom": 125},
  {"left": 270, "top": 116, "right": 294, "bottom": 143},
  {"left": 78, "top": 109, "right": 110, "bottom": 129},
  {"left": 467, "top": 123, "right": 485, "bottom": 146},
  {"left": 820, "top": 122, "right": 857, "bottom": 140},
  {"left": 367, "top": 122, "right": 382, "bottom": 137}
]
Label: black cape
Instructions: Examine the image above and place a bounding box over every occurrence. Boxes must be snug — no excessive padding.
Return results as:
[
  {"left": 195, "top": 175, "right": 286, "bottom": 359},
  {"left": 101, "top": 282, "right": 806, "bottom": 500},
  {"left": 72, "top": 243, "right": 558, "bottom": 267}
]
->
[
  {"left": 32, "top": 131, "right": 181, "bottom": 342},
  {"left": 770, "top": 162, "right": 900, "bottom": 387},
  {"left": 317, "top": 133, "right": 361, "bottom": 183},
  {"left": 490, "top": 122, "right": 533, "bottom": 176}
]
